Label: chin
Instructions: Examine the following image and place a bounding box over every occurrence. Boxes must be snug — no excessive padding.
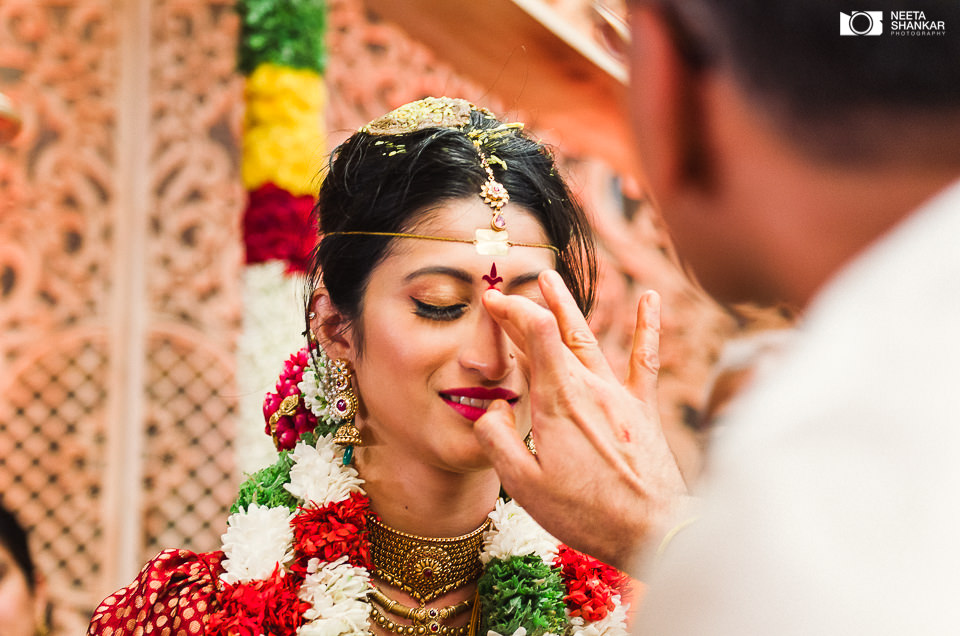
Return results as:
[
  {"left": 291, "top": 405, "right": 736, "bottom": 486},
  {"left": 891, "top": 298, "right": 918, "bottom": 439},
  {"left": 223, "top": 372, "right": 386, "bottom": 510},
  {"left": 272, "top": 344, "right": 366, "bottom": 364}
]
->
[{"left": 439, "top": 443, "right": 495, "bottom": 473}]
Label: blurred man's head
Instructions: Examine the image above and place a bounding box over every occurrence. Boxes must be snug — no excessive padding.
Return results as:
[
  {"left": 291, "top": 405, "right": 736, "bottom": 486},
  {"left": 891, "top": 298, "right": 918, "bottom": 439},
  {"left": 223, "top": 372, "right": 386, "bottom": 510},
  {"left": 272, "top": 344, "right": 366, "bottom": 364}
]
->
[{"left": 626, "top": 1, "right": 960, "bottom": 305}]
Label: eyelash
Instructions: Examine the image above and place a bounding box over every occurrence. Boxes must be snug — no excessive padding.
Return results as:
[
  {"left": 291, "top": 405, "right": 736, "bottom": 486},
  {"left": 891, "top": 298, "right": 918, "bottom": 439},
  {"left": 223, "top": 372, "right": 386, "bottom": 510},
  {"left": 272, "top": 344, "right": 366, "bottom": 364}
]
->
[{"left": 412, "top": 298, "right": 468, "bottom": 322}]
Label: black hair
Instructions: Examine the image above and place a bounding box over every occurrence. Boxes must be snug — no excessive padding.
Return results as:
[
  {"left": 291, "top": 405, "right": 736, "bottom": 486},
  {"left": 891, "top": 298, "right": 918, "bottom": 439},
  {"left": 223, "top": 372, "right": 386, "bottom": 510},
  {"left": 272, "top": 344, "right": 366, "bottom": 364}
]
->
[
  {"left": 643, "top": 0, "right": 960, "bottom": 162},
  {"left": 0, "top": 501, "right": 37, "bottom": 593},
  {"left": 307, "top": 103, "right": 597, "bottom": 344}
]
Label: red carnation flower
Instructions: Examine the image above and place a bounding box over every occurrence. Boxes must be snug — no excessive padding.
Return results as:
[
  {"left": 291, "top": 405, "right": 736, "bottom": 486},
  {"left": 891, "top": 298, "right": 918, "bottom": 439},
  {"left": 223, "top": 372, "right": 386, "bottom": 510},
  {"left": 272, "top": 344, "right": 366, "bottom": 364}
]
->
[
  {"left": 244, "top": 182, "right": 317, "bottom": 273},
  {"left": 208, "top": 565, "right": 309, "bottom": 636},
  {"left": 555, "top": 545, "right": 631, "bottom": 622},
  {"left": 291, "top": 492, "right": 373, "bottom": 574}
]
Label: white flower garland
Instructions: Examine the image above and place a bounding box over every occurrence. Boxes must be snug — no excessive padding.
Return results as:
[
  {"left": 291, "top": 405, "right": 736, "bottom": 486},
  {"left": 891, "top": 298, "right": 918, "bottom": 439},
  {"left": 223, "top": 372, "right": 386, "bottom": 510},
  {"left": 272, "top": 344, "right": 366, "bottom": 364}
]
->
[
  {"left": 285, "top": 438, "right": 365, "bottom": 508},
  {"left": 221, "top": 433, "right": 629, "bottom": 636},
  {"left": 220, "top": 503, "right": 296, "bottom": 584},
  {"left": 568, "top": 597, "right": 630, "bottom": 636},
  {"left": 236, "top": 261, "right": 307, "bottom": 474},
  {"left": 481, "top": 499, "right": 559, "bottom": 565},
  {"left": 299, "top": 556, "right": 373, "bottom": 636}
]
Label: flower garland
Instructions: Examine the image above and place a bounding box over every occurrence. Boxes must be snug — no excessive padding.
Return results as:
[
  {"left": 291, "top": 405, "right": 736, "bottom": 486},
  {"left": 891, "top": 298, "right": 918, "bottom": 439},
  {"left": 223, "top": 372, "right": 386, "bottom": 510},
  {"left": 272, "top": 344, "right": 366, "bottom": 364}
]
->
[
  {"left": 235, "top": 0, "right": 327, "bottom": 476},
  {"left": 209, "top": 347, "right": 632, "bottom": 636}
]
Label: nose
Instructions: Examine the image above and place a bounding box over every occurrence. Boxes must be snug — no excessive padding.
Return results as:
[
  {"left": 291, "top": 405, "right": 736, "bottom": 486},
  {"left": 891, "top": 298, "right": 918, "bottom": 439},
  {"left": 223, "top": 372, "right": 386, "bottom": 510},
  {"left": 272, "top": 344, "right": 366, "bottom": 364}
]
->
[{"left": 459, "top": 306, "right": 515, "bottom": 381}]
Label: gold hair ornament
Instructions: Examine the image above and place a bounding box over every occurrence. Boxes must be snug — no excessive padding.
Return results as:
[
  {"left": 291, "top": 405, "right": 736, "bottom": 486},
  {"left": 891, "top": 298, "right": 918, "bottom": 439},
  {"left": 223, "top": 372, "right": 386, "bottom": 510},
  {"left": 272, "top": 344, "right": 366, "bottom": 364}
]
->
[
  {"left": 358, "top": 96, "right": 523, "bottom": 232},
  {"left": 322, "top": 230, "right": 559, "bottom": 257},
  {"left": 267, "top": 394, "right": 301, "bottom": 449}
]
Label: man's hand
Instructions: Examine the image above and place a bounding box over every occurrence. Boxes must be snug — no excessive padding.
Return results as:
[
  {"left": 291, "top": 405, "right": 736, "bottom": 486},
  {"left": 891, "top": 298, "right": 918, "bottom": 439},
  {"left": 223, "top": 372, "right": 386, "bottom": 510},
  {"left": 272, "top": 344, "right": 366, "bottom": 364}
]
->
[{"left": 475, "top": 270, "right": 687, "bottom": 569}]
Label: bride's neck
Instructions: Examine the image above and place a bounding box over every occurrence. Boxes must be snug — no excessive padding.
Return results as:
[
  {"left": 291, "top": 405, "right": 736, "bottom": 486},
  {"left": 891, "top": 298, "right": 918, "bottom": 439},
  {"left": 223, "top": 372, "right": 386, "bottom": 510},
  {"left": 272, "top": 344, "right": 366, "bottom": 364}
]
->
[{"left": 354, "top": 445, "right": 500, "bottom": 538}]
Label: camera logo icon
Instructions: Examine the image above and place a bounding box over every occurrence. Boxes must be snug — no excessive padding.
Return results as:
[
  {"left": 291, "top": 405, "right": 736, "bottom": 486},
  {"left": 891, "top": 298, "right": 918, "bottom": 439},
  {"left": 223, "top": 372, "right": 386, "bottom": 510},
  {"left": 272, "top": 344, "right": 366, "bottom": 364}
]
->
[{"left": 840, "top": 11, "right": 884, "bottom": 35}]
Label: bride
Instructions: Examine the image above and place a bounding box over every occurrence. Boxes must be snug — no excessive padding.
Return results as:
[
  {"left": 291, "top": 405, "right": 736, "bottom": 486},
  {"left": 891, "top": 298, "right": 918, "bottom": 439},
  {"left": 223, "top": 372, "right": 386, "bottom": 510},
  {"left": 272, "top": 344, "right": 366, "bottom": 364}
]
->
[{"left": 88, "top": 97, "right": 631, "bottom": 636}]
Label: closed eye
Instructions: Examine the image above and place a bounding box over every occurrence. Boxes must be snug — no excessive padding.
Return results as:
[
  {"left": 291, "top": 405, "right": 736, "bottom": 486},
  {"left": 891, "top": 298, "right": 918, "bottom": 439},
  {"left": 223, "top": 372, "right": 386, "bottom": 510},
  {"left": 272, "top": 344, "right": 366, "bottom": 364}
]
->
[{"left": 412, "top": 298, "right": 468, "bottom": 322}]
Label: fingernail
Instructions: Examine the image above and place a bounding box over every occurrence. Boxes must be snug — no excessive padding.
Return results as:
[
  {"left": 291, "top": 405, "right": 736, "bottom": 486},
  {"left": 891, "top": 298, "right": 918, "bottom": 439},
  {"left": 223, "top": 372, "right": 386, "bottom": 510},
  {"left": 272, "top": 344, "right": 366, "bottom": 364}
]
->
[
  {"left": 540, "top": 269, "right": 562, "bottom": 288},
  {"left": 645, "top": 290, "right": 661, "bottom": 319}
]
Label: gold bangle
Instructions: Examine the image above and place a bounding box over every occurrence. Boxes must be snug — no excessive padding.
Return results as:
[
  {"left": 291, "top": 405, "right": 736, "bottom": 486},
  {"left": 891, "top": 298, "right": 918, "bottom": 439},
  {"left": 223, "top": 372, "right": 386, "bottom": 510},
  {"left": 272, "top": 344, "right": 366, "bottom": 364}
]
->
[{"left": 655, "top": 517, "right": 699, "bottom": 558}]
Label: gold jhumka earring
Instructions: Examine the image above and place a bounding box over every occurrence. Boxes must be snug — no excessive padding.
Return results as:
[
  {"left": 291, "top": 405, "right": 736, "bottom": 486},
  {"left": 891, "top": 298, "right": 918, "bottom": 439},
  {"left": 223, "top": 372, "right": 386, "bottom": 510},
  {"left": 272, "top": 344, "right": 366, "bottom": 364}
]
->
[{"left": 330, "top": 358, "right": 361, "bottom": 464}]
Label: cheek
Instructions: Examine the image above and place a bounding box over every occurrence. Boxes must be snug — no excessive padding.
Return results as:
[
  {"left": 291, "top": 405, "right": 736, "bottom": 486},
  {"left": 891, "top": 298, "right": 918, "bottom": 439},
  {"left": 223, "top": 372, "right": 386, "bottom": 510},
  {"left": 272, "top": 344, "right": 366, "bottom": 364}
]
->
[{"left": 356, "top": 311, "right": 457, "bottom": 383}]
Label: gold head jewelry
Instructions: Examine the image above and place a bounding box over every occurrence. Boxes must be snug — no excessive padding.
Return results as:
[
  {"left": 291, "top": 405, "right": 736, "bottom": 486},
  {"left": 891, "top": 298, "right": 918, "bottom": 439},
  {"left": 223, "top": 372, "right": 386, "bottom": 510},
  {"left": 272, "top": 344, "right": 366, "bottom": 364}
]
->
[
  {"left": 358, "top": 96, "right": 523, "bottom": 232},
  {"left": 367, "top": 515, "right": 490, "bottom": 604},
  {"left": 321, "top": 230, "right": 558, "bottom": 257}
]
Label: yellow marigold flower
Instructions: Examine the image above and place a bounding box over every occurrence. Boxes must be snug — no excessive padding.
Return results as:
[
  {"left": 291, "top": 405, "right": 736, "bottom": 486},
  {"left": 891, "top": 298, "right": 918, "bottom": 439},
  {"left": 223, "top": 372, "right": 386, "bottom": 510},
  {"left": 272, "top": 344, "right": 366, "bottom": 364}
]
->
[
  {"left": 245, "top": 63, "right": 325, "bottom": 126},
  {"left": 243, "top": 123, "right": 324, "bottom": 196},
  {"left": 242, "top": 63, "right": 326, "bottom": 195}
]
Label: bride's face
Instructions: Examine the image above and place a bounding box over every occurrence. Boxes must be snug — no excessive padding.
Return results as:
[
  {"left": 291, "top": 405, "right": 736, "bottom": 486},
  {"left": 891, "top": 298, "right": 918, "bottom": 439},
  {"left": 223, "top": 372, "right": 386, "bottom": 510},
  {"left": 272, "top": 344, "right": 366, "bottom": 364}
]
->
[{"left": 345, "top": 197, "right": 554, "bottom": 472}]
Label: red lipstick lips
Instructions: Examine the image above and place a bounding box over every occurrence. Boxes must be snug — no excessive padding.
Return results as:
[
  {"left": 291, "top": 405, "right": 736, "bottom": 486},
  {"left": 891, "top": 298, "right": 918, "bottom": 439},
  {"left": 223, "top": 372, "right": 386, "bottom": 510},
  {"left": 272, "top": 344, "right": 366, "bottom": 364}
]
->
[{"left": 440, "top": 387, "right": 519, "bottom": 422}]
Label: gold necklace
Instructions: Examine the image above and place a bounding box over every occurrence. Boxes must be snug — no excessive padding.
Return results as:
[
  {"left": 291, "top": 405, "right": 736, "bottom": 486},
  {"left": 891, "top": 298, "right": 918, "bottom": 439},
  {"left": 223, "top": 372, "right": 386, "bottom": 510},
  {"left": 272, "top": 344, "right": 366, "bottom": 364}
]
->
[
  {"left": 368, "top": 587, "right": 473, "bottom": 636},
  {"left": 367, "top": 516, "right": 490, "bottom": 604}
]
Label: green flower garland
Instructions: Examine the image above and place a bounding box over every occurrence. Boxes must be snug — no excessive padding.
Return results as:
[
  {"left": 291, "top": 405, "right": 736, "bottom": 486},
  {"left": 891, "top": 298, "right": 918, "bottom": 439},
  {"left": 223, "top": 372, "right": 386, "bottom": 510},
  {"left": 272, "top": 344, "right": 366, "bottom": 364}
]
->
[
  {"left": 237, "top": 0, "right": 328, "bottom": 74},
  {"left": 478, "top": 555, "right": 568, "bottom": 636}
]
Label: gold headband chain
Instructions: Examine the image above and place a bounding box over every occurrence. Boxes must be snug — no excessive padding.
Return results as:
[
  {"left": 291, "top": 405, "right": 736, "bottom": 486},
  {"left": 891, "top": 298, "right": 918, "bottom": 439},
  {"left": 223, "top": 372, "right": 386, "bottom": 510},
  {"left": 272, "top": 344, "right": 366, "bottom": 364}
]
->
[{"left": 322, "top": 231, "right": 559, "bottom": 257}]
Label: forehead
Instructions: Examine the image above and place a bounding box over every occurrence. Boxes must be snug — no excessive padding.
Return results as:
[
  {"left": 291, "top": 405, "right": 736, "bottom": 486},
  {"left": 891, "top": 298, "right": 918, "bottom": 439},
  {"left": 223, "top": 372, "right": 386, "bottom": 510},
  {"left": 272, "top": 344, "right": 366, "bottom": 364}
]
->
[{"left": 378, "top": 197, "right": 555, "bottom": 274}]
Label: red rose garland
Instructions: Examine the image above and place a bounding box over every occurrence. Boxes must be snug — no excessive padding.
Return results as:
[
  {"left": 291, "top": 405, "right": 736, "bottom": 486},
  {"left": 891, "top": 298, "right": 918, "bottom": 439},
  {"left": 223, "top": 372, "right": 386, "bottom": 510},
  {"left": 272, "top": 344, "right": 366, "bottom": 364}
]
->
[
  {"left": 244, "top": 182, "right": 318, "bottom": 274},
  {"left": 263, "top": 348, "right": 320, "bottom": 450}
]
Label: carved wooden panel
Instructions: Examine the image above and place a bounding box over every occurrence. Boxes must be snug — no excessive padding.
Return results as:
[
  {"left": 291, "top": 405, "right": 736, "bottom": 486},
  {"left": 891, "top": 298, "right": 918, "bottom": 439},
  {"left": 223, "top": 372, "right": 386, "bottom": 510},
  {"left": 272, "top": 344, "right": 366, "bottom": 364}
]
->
[
  {"left": 0, "top": 1, "right": 242, "bottom": 633},
  {"left": 1, "top": 2, "right": 117, "bottom": 632}
]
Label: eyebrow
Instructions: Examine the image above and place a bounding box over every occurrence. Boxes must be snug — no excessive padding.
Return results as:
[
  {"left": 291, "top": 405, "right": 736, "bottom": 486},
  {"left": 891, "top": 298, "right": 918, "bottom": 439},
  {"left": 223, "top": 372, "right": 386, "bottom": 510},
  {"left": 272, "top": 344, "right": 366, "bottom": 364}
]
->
[
  {"left": 404, "top": 266, "right": 542, "bottom": 290},
  {"left": 404, "top": 266, "right": 473, "bottom": 285}
]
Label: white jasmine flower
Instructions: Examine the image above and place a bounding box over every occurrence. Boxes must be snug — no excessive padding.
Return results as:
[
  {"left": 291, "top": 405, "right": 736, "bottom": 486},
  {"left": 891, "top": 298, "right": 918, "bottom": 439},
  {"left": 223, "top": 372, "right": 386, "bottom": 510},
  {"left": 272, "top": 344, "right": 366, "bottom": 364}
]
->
[
  {"left": 298, "top": 362, "right": 331, "bottom": 420},
  {"left": 219, "top": 503, "right": 295, "bottom": 584},
  {"left": 285, "top": 438, "right": 364, "bottom": 507},
  {"left": 481, "top": 499, "right": 559, "bottom": 564},
  {"left": 298, "top": 556, "right": 372, "bottom": 636},
  {"left": 568, "top": 596, "right": 630, "bottom": 636}
]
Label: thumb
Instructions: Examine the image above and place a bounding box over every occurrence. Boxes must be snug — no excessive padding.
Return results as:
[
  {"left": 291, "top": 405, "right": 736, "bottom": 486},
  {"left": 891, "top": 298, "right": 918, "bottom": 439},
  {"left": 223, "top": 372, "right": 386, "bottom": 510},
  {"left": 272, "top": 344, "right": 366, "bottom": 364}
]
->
[{"left": 474, "top": 400, "right": 539, "bottom": 491}]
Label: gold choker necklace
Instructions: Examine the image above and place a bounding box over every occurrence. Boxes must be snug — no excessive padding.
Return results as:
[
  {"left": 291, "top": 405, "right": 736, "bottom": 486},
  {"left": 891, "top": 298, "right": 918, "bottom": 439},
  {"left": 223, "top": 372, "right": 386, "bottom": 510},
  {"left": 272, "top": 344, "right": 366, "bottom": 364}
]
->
[{"left": 367, "top": 516, "right": 491, "bottom": 604}]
